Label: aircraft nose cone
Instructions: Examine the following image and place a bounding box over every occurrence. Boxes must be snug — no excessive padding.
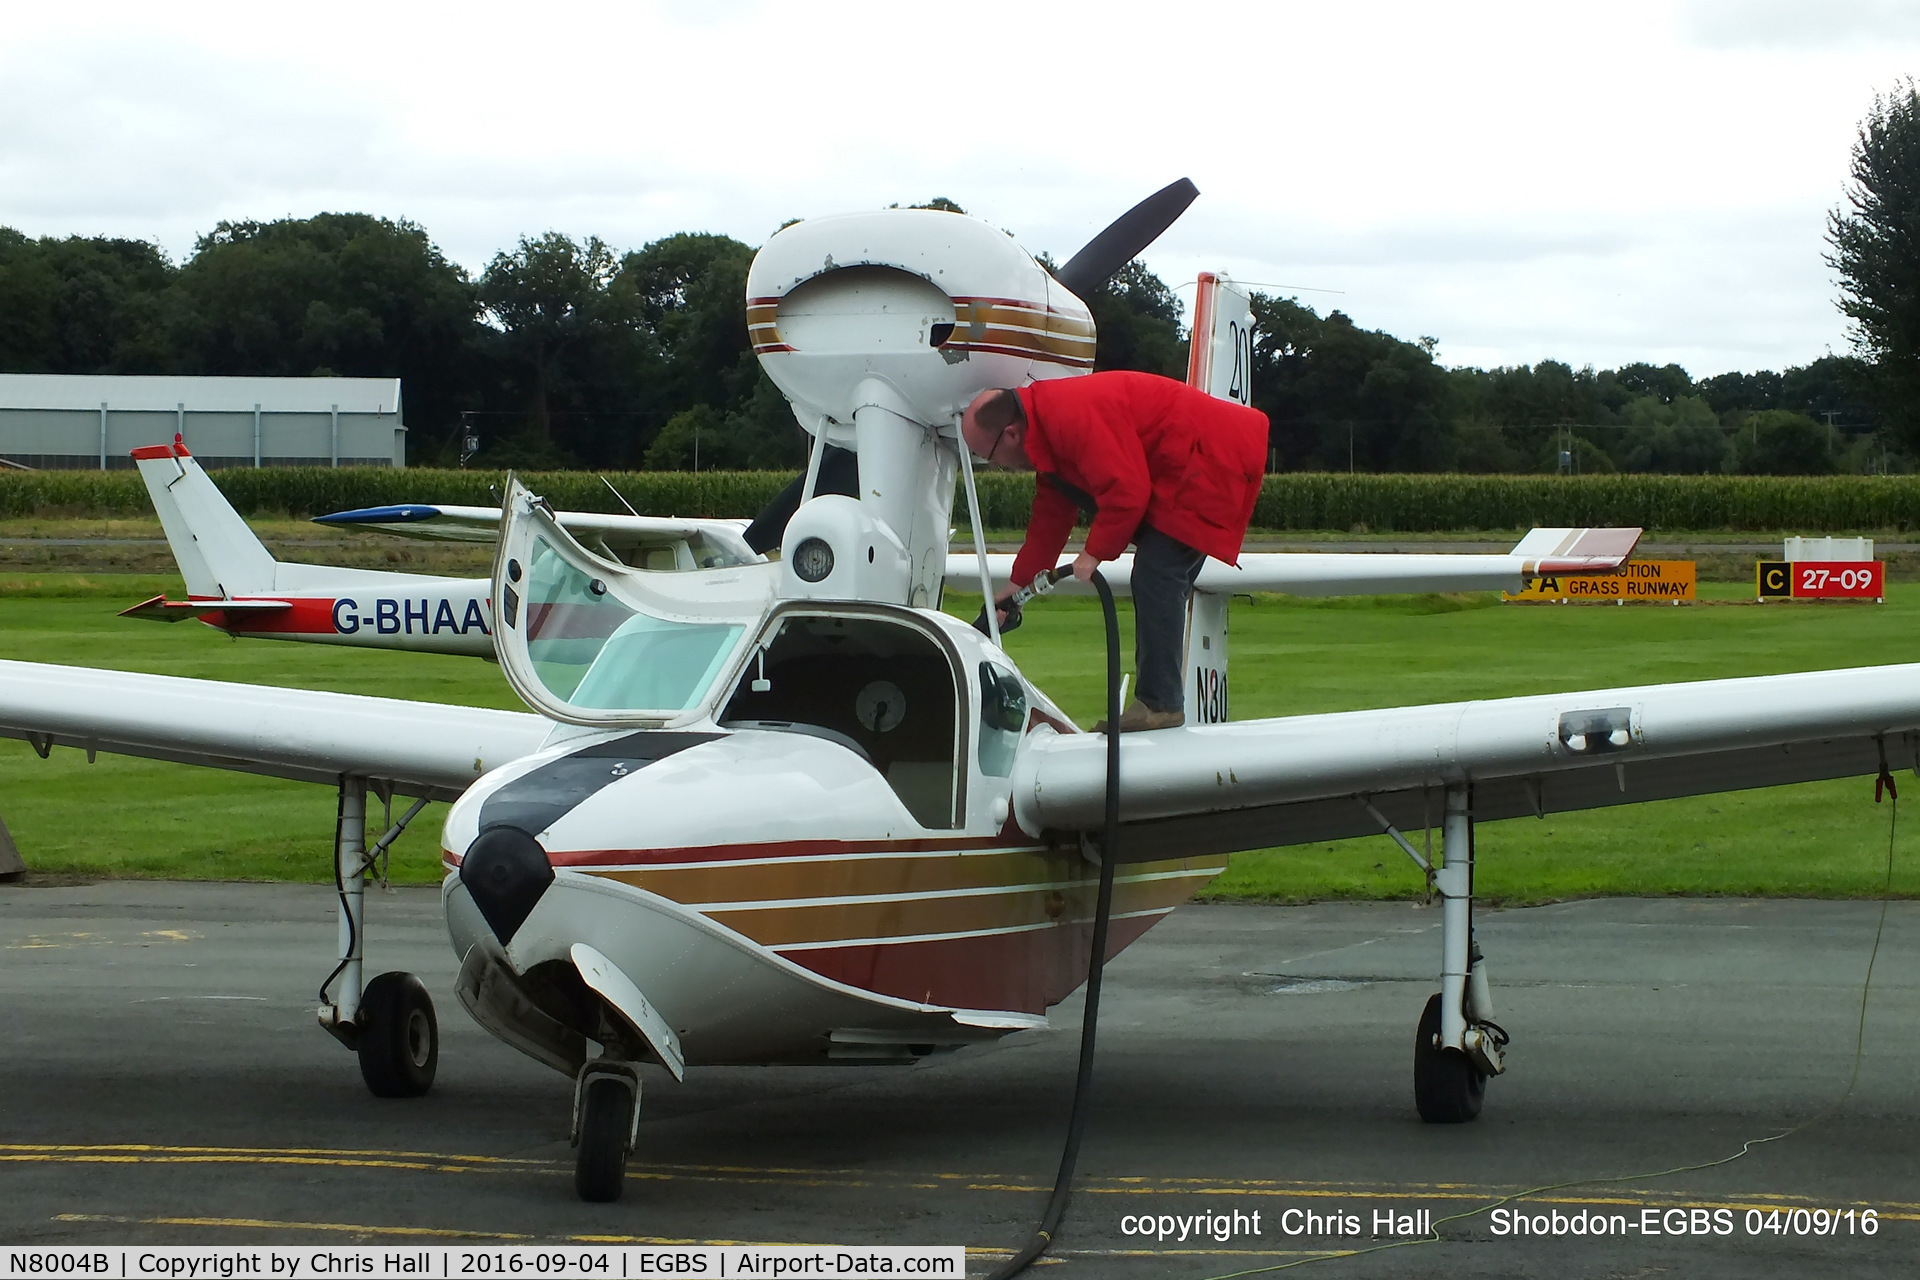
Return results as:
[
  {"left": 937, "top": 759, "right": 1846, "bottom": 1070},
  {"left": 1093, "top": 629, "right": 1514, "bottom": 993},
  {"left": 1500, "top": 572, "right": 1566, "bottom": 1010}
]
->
[{"left": 459, "top": 826, "right": 554, "bottom": 947}]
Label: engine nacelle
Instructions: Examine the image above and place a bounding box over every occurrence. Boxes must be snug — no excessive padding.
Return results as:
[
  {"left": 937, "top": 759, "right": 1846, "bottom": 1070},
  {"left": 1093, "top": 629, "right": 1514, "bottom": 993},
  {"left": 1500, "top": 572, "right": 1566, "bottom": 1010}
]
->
[{"left": 746, "top": 209, "right": 1094, "bottom": 443}]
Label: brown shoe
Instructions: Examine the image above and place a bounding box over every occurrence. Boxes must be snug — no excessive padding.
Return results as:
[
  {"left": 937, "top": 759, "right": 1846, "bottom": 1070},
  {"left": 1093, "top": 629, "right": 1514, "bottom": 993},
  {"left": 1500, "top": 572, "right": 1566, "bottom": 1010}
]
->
[{"left": 1093, "top": 699, "right": 1185, "bottom": 734}]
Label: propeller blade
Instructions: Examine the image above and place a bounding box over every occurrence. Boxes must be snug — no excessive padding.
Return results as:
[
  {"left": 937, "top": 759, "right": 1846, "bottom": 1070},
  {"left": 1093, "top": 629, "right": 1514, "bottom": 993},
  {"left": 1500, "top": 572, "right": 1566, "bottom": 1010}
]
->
[{"left": 1051, "top": 178, "right": 1200, "bottom": 300}]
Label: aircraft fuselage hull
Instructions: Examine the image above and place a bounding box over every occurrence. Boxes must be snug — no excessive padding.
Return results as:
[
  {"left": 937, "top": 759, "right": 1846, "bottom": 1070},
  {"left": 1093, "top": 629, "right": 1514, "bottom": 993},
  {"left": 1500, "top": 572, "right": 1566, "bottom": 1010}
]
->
[{"left": 440, "top": 727, "right": 1226, "bottom": 1067}]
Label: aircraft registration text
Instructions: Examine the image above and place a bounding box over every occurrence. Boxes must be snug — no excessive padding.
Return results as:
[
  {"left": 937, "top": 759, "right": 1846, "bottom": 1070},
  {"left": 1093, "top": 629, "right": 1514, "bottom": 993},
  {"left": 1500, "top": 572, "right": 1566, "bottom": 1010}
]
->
[{"left": 331, "top": 598, "right": 492, "bottom": 636}]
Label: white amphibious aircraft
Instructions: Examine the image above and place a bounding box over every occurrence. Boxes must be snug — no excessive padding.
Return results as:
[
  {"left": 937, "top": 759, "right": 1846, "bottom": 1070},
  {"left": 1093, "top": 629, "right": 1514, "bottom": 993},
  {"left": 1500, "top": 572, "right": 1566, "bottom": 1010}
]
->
[{"left": 7, "top": 184, "right": 1919, "bottom": 1208}]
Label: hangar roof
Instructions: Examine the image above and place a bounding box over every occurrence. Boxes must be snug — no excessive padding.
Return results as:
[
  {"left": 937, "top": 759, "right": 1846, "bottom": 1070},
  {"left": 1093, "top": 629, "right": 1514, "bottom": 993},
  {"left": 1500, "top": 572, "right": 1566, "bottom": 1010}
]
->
[{"left": 0, "top": 374, "right": 402, "bottom": 416}]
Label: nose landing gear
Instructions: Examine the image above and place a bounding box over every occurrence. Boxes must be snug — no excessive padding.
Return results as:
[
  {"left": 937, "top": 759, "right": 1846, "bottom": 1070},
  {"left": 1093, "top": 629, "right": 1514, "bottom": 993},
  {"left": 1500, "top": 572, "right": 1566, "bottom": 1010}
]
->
[{"left": 573, "top": 1061, "right": 642, "bottom": 1202}]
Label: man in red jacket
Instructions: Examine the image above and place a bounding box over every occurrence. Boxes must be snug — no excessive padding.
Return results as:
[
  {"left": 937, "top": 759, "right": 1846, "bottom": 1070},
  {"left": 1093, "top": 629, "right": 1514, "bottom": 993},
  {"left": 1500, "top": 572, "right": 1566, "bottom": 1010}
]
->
[{"left": 961, "top": 370, "right": 1269, "bottom": 731}]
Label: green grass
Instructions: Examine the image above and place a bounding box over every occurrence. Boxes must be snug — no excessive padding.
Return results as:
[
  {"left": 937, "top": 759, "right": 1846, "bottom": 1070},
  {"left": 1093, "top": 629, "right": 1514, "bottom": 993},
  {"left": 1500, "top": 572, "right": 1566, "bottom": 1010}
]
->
[
  {"left": 0, "top": 584, "right": 519, "bottom": 884},
  {"left": 2, "top": 575, "right": 1917, "bottom": 900}
]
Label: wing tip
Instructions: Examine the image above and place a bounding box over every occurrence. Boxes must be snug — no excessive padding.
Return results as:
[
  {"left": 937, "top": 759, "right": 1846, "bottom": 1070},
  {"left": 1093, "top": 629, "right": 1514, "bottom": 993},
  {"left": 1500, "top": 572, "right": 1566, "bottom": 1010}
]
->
[{"left": 313, "top": 504, "right": 443, "bottom": 526}]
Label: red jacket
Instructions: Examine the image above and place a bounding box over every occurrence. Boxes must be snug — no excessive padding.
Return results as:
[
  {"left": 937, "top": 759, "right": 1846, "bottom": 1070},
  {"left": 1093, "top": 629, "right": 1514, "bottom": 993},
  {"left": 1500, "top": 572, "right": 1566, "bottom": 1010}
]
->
[{"left": 1009, "top": 371, "right": 1269, "bottom": 587}]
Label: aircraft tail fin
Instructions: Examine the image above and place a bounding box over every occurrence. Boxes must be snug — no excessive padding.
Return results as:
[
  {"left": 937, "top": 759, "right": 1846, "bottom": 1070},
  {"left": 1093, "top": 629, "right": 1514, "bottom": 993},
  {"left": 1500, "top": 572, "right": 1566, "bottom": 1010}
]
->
[
  {"left": 132, "top": 438, "right": 278, "bottom": 600},
  {"left": 1181, "top": 271, "right": 1256, "bottom": 722},
  {"left": 1186, "top": 271, "right": 1255, "bottom": 406}
]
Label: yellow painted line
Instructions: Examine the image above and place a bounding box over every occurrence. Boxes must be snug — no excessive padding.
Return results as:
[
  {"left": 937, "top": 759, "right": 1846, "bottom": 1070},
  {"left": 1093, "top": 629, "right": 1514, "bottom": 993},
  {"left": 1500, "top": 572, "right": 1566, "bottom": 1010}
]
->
[
  {"left": 0, "top": 1144, "right": 558, "bottom": 1176},
  {"left": 20, "top": 1145, "right": 1917, "bottom": 1225},
  {"left": 3, "top": 1154, "right": 508, "bottom": 1174},
  {"left": 57, "top": 1215, "right": 528, "bottom": 1240},
  {"left": 1059, "top": 1250, "right": 1352, "bottom": 1259},
  {"left": 0, "top": 1143, "right": 550, "bottom": 1165},
  {"left": 3, "top": 930, "right": 198, "bottom": 950}
]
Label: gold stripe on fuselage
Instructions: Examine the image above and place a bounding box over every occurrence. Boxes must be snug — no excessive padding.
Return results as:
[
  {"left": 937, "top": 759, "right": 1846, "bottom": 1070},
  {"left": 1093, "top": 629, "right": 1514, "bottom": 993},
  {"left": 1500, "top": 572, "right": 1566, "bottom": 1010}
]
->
[
  {"left": 580, "top": 853, "right": 1224, "bottom": 950},
  {"left": 585, "top": 846, "right": 1058, "bottom": 902},
  {"left": 744, "top": 294, "right": 1094, "bottom": 366}
]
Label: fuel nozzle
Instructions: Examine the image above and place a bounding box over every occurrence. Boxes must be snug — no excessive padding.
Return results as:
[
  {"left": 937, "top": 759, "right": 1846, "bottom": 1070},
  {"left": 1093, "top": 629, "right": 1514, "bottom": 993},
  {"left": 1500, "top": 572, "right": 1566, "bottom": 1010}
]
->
[{"left": 973, "top": 563, "right": 1074, "bottom": 636}]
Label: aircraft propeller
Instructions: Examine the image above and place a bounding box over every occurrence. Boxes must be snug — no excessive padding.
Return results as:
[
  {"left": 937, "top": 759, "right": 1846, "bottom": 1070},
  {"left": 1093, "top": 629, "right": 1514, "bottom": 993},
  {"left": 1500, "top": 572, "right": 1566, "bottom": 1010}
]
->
[{"left": 1050, "top": 176, "right": 1200, "bottom": 300}]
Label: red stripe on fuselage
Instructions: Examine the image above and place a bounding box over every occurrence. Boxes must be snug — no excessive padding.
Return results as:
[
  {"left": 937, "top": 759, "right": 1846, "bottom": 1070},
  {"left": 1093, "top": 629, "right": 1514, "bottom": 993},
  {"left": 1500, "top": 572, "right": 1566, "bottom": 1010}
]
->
[
  {"left": 782, "top": 913, "right": 1164, "bottom": 1013},
  {"left": 199, "top": 597, "right": 338, "bottom": 635}
]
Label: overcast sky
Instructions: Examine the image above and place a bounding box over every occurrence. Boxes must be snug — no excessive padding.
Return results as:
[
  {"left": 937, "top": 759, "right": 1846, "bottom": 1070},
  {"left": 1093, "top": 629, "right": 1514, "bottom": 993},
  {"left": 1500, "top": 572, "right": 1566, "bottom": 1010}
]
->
[{"left": 5, "top": 0, "right": 1919, "bottom": 377}]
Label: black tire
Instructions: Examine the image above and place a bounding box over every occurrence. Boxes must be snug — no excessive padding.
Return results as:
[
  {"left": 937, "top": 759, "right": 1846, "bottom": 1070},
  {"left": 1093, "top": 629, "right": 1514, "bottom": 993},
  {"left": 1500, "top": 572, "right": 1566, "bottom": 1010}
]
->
[
  {"left": 1413, "top": 992, "right": 1485, "bottom": 1123},
  {"left": 575, "top": 1077, "right": 634, "bottom": 1203},
  {"left": 357, "top": 971, "right": 438, "bottom": 1098}
]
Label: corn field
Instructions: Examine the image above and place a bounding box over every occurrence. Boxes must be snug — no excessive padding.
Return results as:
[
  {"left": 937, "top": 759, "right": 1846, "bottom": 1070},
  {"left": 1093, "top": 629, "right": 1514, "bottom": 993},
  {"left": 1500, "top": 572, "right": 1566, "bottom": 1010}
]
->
[{"left": 9, "top": 468, "right": 1920, "bottom": 531}]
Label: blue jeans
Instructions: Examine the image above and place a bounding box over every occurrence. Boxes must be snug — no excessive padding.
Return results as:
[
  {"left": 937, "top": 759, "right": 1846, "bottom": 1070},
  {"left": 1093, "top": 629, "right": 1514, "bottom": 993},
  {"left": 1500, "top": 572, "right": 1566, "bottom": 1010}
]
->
[{"left": 1132, "top": 525, "right": 1206, "bottom": 712}]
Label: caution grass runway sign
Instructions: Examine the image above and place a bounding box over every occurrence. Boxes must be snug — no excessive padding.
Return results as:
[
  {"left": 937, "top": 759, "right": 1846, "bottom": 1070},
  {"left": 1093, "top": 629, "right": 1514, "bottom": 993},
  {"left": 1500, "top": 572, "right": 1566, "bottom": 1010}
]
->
[{"left": 1504, "top": 560, "right": 1696, "bottom": 604}]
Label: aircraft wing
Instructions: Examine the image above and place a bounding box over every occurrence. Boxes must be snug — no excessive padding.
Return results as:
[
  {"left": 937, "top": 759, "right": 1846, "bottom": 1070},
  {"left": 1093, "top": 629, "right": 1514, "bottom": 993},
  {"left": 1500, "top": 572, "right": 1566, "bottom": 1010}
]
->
[
  {"left": 1010, "top": 662, "right": 1920, "bottom": 859},
  {"left": 316, "top": 503, "right": 754, "bottom": 547},
  {"left": 0, "top": 661, "right": 551, "bottom": 800},
  {"left": 944, "top": 527, "right": 1641, "bottom": 598}
]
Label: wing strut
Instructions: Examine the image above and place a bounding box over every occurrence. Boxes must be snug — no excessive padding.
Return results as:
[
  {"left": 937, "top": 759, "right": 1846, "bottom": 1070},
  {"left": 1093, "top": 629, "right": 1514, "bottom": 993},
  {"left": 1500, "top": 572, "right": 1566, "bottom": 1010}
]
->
[{"left": 1357, "top": 794, "right": 1433, "bottom": 877}]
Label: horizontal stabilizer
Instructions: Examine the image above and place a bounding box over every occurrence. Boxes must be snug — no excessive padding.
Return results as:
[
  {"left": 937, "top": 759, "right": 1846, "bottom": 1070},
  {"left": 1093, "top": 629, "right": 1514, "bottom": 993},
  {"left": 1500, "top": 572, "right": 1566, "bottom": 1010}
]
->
[{"left": 120, "top": 595, "right": 292, "bottom": 623}]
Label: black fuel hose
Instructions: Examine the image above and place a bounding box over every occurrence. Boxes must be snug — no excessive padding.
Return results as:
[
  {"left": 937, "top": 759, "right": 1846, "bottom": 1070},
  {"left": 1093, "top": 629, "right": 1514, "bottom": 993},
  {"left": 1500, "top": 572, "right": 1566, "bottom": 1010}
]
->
[{"left": 988, "top": 566, "right": 1122, "bottom": 1279}]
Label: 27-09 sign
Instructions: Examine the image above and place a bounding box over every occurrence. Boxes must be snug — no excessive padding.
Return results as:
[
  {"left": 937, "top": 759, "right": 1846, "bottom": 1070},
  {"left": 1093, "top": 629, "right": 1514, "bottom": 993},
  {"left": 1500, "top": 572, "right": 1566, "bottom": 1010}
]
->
[{"left": 1756, "top": 560, "right": 1884, "bottom": 601}]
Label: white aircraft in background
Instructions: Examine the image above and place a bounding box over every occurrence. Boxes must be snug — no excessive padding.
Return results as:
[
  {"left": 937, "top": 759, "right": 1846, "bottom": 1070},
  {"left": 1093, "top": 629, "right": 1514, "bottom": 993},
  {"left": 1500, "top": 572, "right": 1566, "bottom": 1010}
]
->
[
  {"left": 122, "top": 432, "right": 1639, "bottom": 700},
  {"left": 7, "top": 182, "right": 1919, "bottom": 1212}
]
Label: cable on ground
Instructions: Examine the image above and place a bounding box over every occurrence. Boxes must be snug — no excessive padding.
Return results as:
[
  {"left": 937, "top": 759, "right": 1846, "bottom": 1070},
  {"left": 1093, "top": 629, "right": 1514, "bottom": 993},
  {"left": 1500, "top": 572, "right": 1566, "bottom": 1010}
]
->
[{"left": 987, "top": 567, "right": 1123, "bottom": 1280}]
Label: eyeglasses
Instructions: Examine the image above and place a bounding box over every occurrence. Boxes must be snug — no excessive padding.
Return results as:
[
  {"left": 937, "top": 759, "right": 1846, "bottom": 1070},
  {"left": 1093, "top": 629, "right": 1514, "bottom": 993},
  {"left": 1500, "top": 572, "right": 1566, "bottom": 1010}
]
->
[{"left": 986, "top": 421, "right": 1012, "bottom": 464}]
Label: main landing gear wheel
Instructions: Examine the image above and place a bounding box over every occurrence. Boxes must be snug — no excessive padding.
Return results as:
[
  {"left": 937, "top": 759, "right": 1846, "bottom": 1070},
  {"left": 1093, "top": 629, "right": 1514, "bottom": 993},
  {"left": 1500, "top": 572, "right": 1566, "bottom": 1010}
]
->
[
  {"left": 357, "top": 971, "right": 438, "bottom": 1098},
  {"left": 575, "top": 1076, "right": 637, "bottom": 1203},
  {"left": 1413, "top": 992, "right": 1485, "bottom": 1123}
]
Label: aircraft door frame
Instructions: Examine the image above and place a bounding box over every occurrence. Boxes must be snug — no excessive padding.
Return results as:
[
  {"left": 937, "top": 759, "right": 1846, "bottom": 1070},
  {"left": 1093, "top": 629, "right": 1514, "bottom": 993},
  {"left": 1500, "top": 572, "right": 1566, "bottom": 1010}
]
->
[
  {"left": 719, "top": 601, "right": 970, "bottom": 830},
  {"left": 491, "top": 476, "right": 776, "bottom": 729}
]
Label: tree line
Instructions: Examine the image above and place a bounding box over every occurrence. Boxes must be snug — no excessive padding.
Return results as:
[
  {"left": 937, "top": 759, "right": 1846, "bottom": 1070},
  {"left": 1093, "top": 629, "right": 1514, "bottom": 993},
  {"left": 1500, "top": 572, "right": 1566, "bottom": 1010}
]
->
[{"left": 7, "top": 98, "right": 1919, "bottom": 478}]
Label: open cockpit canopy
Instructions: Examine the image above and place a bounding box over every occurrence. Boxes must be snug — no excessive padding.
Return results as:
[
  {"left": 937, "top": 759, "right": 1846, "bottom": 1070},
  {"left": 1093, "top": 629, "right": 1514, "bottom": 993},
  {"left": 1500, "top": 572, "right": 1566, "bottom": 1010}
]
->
[{"left": 493, "top": 477, "right": 775, "bottom": 727}]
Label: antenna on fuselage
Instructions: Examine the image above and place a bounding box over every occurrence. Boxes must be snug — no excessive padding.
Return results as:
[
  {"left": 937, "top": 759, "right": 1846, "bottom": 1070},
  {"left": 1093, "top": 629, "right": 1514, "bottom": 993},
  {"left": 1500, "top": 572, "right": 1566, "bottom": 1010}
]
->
[{"left": 599, "top": 476, "right": 639, "bottom": 517}]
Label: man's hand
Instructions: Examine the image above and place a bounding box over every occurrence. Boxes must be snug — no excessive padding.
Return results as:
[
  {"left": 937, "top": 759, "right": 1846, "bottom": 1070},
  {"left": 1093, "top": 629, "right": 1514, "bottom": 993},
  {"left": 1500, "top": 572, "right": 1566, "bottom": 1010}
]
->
[{"left": 1071, "top": 552, "right": 1102, "bottom": 583}]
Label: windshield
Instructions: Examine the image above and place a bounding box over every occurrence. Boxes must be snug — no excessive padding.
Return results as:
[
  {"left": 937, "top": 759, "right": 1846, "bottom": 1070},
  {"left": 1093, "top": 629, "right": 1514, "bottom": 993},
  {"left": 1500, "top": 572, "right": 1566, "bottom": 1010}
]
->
[
  {"left": 572, "top": 613, "right": 746, "bottom": 711},
  {"left": 522, "top": 534, "right": 745, "bottom": 715}
]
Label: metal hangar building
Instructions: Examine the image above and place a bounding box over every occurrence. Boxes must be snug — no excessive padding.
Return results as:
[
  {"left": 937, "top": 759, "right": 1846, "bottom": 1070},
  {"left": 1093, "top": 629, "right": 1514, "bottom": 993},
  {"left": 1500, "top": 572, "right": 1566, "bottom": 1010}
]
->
[{"left": 0, "top": 374, "right": 405, "bottom": 469}]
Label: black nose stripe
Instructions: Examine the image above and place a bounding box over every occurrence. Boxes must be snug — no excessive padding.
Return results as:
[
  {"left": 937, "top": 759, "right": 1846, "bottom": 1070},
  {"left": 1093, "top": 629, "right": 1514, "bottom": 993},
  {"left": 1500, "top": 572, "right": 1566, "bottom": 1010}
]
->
[{"left": 476, "top": 731, "right": 720, "bottom": 836}]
